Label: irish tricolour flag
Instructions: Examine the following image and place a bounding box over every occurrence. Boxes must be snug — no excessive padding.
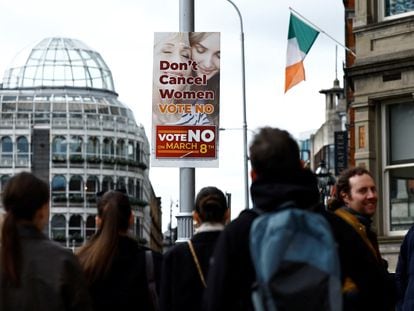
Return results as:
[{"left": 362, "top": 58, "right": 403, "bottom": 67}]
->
[{"left": 285, "top": 13, "right": 319, "bottom": 93}]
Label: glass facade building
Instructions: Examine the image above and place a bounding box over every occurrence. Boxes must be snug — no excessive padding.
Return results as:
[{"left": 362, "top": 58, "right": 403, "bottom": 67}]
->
[{"left": 0, "top": 37, "right": 153, "bottom": 247}]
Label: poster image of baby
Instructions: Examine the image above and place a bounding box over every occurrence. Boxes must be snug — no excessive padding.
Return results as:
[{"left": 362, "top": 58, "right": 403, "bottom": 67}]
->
[{"left": 152, "top": 32, "right": 220, "bottom": 127}]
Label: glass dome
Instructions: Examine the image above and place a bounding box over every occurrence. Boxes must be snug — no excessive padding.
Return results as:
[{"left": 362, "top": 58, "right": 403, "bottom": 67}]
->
[{"left": 2, "top": 37, "right": 115, "bottom": 92}]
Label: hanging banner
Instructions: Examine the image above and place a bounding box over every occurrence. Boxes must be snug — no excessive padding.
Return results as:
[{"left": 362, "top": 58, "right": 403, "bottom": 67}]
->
[
  {"left": 151, "top": 32, "right": 220, "bottom": 167},
  {"left": 334, "top": 131, "right": 348, "bottom": 176}
]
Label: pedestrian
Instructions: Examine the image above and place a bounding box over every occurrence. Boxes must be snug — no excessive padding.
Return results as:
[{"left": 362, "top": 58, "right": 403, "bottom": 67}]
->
[
  {"left": 160, "top": 186, "right": 229, "bottom": 311},
  {"left": 76, "top": 190, "right": 162, "bottom": 311},
  {"left": 0, "top": 172, "right": 92, "bottom": 311},
  {"left": 395, "top": 223, "right": 414, "bottom": 310},
  {"left": 326, "top": 167, "right": 396, "bottom": 310},
  {"left": 204, "top": 127, "right": 322, "bottom": 310}
]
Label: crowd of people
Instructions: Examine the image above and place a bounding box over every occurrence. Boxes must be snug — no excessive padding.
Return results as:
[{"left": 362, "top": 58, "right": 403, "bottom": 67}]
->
[{"left": 2, "top": 126, "right": 414, "bottom": 310}]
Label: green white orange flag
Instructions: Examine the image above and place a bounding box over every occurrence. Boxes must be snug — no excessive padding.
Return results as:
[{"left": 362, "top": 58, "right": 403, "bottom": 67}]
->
[{"left": 285, "top": 13, "right": 320, "bottom": 93}]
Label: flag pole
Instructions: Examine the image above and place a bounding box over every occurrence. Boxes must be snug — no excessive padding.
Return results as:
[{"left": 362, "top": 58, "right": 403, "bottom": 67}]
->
[{"left": 289, "top": 7, "right": 356, "bottom": 57}]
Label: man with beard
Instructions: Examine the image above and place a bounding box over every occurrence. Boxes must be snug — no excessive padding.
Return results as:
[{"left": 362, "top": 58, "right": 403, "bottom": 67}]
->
[{"left": 327, "top": 167, "right": 396, "bottom": 311}]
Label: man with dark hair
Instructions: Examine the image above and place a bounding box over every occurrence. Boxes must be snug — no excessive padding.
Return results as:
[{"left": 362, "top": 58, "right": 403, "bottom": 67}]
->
[
  {"left": 204, "top": 127, "right": 321, "bottom": 310},
  {"left": 326, "top": 167, "right": 396, "bottom": 310}
]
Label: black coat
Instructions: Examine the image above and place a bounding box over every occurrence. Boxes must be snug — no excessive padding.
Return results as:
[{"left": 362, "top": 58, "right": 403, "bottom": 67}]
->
[
  {"left": 88, "top": 236, "right": 162, "bottom": 311},
  {"left": 160, "top": 231, "right": 222, "bottom": 311},
  {"left": 323, "top": 210, "right": 396, "bottom": 311},
  {"left": 396, "top": 224, "right": 414, "bottom": 310},
  {"left": 0, "top": 224, "right": 93, "bottom": 311},
  {"left": 204, "top": 169, "right": 321, "bottom": 311}
]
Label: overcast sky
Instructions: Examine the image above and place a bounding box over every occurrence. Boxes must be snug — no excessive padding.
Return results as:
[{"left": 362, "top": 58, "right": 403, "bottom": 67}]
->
[{"left": 0, "top": 0, "right": 345, "bottom": 230}]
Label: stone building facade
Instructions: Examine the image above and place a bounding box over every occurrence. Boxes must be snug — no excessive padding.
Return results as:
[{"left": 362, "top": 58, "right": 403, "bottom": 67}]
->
[{"left": 345, "top": 0, "right": 414, "bottom": 268}]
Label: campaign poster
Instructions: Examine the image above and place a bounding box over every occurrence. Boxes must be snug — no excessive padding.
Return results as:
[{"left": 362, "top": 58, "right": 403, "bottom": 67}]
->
[{"left": 151, "top": 32, "right": 220, "bottom": 167}]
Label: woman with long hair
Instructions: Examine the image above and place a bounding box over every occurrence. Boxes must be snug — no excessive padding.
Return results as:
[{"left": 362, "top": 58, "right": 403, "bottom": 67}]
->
[
  {"left": 0, "top": 172, "right": 92, "bottom": 310},
  {"left": 160, "top": 186, "right": 229, "bottom": 311},
  {"left": 76, "top": 190, "right": 162, "bottom": 310}
]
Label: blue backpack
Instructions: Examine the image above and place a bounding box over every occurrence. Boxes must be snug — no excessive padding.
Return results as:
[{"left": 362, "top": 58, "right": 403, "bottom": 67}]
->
[{"left": 249, "top": 202, "right": 342, "bottom": 311}]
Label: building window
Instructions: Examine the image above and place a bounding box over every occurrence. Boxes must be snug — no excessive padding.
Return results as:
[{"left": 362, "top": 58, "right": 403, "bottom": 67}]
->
[
  {"left": 102, "top": 176, "right": 114, "bottom": 193},
  {"left": 86, "top": 176, "right": 99, "bottom": 194},
  {"left": 1, "top": 175, "right": 10, "bottom": 192},
  {"left": 52, "top": 136, "right": 67, "bottom": 161},
  {"left": 384, "top": 102, "right": 414, "bottom": 232},
  {"left": 16, "top": 136, "right": 29, "bottom": 166},
  {"left": 384, "top": 0, "right": 414, "bottom": 17},
  {"left": 116, "top": 139, "right": 126, "bottom": 159},
  {"left": 135, "top": 180, "right": 141, "bottom": 199},
  {"left": 128, "top": 178, "right": 134, "bottom": 196},
  {"left": 69, "top": 215, "right": 83, "bottom": 245},
  {"left": 102, "top": 138, "right": 114, "bottom": 158},
  {"left": 51, "top": 214, "right": 66, "bottom": 243},
  {"left": 70, "top": 135, "right": 83, "bottom": 155},
  {"left": 69, "top": 175, "right": 83, "bottom": 203},
  {"left": 128, "top": 142, "right": 135, "bottom": 160},
  {"left": 1, "top": 136, "right": 13, "bottom": 162},
  {"left": 117, "top": 177, "right": 126, "bottom": 190},
  {"left": 136, "top": 143, "right": 141, "bottom": 162},
  {"left": 85, "top": 215, "right": 96, "bottom": 240},
  {"left": 87, "top": 136, "right": 99, "bottom": 157},
  {"left": 52, "top": 175, "right": 66, "bottom": 204}
]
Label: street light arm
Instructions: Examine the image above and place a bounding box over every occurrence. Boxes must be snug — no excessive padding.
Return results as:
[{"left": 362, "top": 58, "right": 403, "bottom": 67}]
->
[
  {"left": 226, "top": 0, "right": 244, "bottom": 34},
  {"left": 225, "top": 0, "right": 249, "bottom": 210}
]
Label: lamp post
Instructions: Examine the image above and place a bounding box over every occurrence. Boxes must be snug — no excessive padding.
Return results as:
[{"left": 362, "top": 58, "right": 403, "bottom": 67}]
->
[
  {"left": 315, "top": 160, "right": 335, "bottom": 208},
  {"left": 226, "top": 0, "right": 249, "bottom": 210}
]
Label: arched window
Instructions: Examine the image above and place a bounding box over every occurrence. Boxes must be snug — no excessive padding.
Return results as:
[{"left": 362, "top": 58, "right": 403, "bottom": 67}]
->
[
  {"left": 52, "top": 136, "right": 67, "bottom": 156},
  {"left": 17, "top": 136, "right": 28, "bottom": 153},
  {"left": 102, "top": 176, "right": 114, "bottom": 193},
  {"left": 85, "top": 215, "right": 96, "bottom": 240},
  {"left": 52, "top": 175, "right": 67, "bottom": 204},
  {"left": 69, "top": 215, "right": 83, "bottom": 245},
  {"left": 16, "top": 136, "right": 29, "bottom": 166},
  {"left": 116, "top": 139, "right": 126, "bottom": 159},
  {"left": 128, "top": 142, "right": 135, "bottom": 160},
  {"left": 69, "top": 175, "right": 83, "bottom": 203},
  {"left": 52, "top": 175, "right": 66, "bottom": 192},
  {"left": 1, "top": 137, "right": 13, "bottom": 162},
  {"left": 69, "top": 175, "right": 83, "bottom": 192},
  {"left": 51, "top": 214, "right": 66, "bottom": 243},
  {"left": 70, "top": 135, "right": 83, "bottom": 155},
  {"left": 87, "top": 136, "right": 99, "bottom": 156},
  {"left": 117, "top": 177, "right": 126, "bottom": 191},
  {"left": 86, "top": 175, "right": 99, "bottom": 194},
  {"left": 102, "top": 138, "right": 114, "bottom": 158}
]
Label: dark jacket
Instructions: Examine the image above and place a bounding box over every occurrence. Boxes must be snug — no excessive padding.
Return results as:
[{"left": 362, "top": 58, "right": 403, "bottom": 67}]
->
[
  {"left": 204, "top": 169, "right": 320, "bottom": 311},
  {"left": 396, "top": 224, "right": 414, "bottom": 310},
  {"left": 88, "top": 236, "right": 162, "bottom": 311},
  {"left": 323, "top": 208, "right": 396, "bottom": 311},
  {"left": 160, "top": 230, "right": 222, "bottom": 311},
  {"left": 0, "top": 224, "right": 93, "bottom": 311}
]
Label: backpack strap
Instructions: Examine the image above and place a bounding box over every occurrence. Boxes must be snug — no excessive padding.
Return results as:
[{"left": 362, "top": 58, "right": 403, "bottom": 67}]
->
[
  {"left": 145, "top": 250, "right": 160, "bottom": 311},
  {"left": 187, "top": 240, "right": 207, "bottom": 288}
]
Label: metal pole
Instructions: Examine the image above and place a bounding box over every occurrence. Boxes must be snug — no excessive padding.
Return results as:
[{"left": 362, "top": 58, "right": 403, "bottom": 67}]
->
[
  {"left": 177, "top": 0, "right": 195, "bottom": 242},
  {"left": 226, "top": 0, "right": 249, "bottom": 209}
]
